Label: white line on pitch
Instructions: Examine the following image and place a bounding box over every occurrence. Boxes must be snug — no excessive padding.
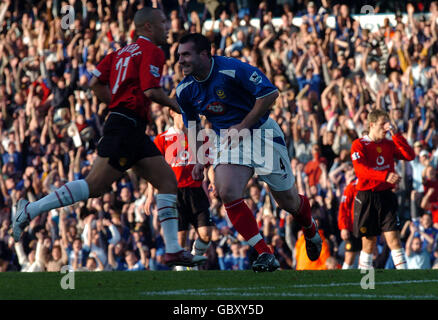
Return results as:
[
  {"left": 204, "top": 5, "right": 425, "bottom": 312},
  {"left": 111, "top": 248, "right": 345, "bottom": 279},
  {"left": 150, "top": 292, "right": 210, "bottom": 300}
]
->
[
  {"left": 139, "top": 279, "right": 438, "bottom": 299},
  {"left": 139, "top": 291, "right": 437, "bottom": 299}
]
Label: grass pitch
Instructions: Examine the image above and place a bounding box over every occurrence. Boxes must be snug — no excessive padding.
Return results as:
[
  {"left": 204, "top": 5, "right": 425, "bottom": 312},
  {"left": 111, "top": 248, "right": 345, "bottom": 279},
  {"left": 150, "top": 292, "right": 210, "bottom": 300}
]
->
[{"left": 1, "top": 269, "right": 437, "bottom": 300}]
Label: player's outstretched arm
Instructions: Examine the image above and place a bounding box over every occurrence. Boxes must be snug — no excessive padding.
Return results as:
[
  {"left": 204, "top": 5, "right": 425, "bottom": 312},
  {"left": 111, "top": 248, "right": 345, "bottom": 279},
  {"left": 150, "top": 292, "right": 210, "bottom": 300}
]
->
[
  {"left": 144, "top": 87, "right": 181, "bottom": 114},
  {"left": 89, "top": 76, "right": 111, "bottom": 105}
]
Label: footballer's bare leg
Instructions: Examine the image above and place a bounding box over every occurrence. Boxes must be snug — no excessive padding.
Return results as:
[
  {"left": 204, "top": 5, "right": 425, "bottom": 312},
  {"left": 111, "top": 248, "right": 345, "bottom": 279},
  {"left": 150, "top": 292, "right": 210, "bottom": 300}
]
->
[
  {"left": 214, "top": 164, "right": 278, "bottom": 271},
  {"left": 85, "top": 156, "right": 125, "bottom": 197},
  {"left": 269, "top": 185, "right": 321, "bottom": 261},
  {"left": 383, "top": 230, "right": 407, "bottom": 269},
  {"left": 214, "top": 164, "right": 253, "bottom": 203},
  {"left": 344, "top": 251, "right": 358, "bottom": 269},
  {"left": 133, "top": 156, "right": 206, "bottom": 266},
  {"left": 359, "top": 236, "right": 376, "bottom": 269},
  {"left": 178, "top": 230, "right": 189, "bottom": 249},
  {"left": 192, "top": 225, "right": 212, "bottom": 256},
  {"left": 195, "top": 226, "right": 211, "bottom": 244},
  {"left": 13, "top": 156, "right": 122, "bottom": 241}
]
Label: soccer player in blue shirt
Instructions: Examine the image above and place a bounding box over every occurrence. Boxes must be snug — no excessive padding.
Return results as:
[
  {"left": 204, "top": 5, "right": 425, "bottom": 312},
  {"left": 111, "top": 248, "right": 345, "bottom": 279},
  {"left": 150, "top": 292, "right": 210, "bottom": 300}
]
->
[{"left": 175, "top": 33, "right": 322, "bottom": 272}]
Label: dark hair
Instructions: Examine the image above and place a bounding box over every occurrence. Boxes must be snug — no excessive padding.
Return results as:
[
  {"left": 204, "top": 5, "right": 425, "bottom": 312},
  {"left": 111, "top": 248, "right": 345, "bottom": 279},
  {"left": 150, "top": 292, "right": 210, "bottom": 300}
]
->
[{"left": 179, "top": 33, "right": 212, "bottom": 58}]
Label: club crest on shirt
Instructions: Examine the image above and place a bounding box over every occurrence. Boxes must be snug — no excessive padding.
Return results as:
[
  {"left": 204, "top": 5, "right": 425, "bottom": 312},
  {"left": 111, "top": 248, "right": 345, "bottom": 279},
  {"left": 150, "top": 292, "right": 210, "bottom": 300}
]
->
[
  {"left": 376, "top": 146, "right": 382, "bottom": 153},
  {"left": 119, "top": 157, "right": 128, "bottom": 167},
  {"left": 206, "top": 102, "right": 225, "bottom": 115},
  {"left": 216, "top": 88, "right": 226, "bottom": 99}
]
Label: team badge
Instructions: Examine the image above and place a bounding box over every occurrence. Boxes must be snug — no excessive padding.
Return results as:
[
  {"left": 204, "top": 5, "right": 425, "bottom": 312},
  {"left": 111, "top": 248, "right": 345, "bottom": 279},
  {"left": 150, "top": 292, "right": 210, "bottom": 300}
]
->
[
  {"left": 119, "top": 157, "right": 128, "bottom": 167},
  {"left": 346, "top": 242, "right": 352, "bottom": 251},
  {"left": 216, "top": 89, "right": 226, "bottom": 99},
  {"left": 376, "top": 146, "right": 382, "bottom": 153},
  {"left": 360, "top": 227, "right": 367, "bottom": 234}
]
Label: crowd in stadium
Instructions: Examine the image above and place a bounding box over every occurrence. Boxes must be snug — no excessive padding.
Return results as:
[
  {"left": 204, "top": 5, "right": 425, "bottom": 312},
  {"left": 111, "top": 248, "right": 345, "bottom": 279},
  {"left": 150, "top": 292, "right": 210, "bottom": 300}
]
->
[{"left": 1, "top": 0, "right": 438, "bottom": 272}]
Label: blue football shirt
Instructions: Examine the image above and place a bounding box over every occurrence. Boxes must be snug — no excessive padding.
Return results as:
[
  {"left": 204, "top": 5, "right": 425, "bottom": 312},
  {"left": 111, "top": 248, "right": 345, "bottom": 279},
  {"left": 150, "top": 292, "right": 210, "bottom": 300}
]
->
[{"left": 176, "top": 56, "right": 278, "bottom": 134}]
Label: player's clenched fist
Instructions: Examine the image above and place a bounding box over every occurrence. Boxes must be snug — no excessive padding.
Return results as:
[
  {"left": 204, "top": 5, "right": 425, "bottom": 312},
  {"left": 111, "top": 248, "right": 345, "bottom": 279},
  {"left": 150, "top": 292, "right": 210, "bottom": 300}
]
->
[{"left": 386, "top": 172, "right": 401, "bottom": 185}]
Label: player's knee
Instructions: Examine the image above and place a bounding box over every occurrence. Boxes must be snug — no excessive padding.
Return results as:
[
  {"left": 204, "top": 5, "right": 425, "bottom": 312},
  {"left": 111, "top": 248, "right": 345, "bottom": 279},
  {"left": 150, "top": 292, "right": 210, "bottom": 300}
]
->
[
  {"left": 217, "top": 185, "right": 241, "bottom": 203},
  {"left": 362, "top": 237, "right": 376, "bottom": 253},
  {"left": 386, "top": 234, "right": 402, "bottom": 250},
  {"left": 85, "top": 176, "right": 107, "bottom": 198},
  {"left": 276, "top": 191, "right": 300, "bottom": 213}
]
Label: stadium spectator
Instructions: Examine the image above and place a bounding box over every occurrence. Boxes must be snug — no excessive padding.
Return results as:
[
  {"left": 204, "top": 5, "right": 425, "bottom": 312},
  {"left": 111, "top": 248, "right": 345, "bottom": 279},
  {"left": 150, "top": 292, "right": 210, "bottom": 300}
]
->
[
  {"left": 216, "top": 241, "right": 250, "bottom": 270},
  {"left": 405, "top": 221, "right": 433, "bottom": 269}
]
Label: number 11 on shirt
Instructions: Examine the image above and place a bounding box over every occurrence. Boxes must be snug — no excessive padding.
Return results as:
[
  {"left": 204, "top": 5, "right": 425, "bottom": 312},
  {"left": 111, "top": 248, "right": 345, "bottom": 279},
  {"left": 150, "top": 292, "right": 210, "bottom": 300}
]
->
[{"left": 112, "top": 57, "right": 131, "bottom": 94}]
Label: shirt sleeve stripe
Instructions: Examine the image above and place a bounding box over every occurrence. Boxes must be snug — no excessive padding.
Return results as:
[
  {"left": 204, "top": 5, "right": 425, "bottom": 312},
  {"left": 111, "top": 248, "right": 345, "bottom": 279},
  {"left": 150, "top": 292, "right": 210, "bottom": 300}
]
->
[{"left": 255, "top": 89, "right": 279, "bottom": 100}]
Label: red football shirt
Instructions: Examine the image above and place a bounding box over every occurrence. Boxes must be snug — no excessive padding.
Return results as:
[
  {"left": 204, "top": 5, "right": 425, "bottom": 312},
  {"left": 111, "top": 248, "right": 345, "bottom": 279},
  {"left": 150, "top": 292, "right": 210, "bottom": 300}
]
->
[
  {"left": 154, "top": 127, "right": 202, "bottom": 188},
  {"left": 423, "top": 178, "right": 438, "bottom": 202},
  {"left": 338, "top": 179, "right": 358, "bottom": 232},
  {"left": 351, "top": 133, "right": 415, "bottom": 191},
  {"left": 428, "top": 202, "right": 438, "bottom": 224},
  {"left": 92, "top": 36, "right": 164, "bottom": 121}
]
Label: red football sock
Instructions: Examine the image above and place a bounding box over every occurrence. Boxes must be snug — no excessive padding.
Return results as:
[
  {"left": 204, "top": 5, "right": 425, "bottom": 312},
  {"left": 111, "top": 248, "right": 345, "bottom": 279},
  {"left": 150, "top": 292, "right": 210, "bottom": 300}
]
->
[
  {"left": 296, "top": 195, "right": 316, "bottom": 239},
  {"left": 224, "top": 198, "right": 272, "bottom": 254}
]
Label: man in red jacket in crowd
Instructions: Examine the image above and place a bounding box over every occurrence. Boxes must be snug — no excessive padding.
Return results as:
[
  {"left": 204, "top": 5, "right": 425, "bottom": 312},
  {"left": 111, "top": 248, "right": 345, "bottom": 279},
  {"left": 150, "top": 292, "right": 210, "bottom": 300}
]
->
[{"left": 351, "top": 109, "right": 415, "bottom": 269}]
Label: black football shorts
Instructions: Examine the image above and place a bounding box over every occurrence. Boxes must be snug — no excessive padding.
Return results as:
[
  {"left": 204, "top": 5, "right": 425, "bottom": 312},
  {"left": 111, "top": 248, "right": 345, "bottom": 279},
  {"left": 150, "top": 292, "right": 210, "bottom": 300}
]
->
[
  {"left": 177, "top": 187, "right": 213, "bottom": 231},
  {"left": 353, "top": 189, "right": 400, "bottom": 238},
  {"left": 344, "top": 233, "right": 362, "bottom": 252},
  {"left": 97, "top": 112, "right": 161, "bottom": 172}
]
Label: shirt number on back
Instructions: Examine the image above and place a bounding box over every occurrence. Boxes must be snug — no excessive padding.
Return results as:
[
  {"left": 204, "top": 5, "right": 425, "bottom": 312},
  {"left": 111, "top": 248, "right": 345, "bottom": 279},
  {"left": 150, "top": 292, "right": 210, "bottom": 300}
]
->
[{"left": 112, "top": 56, "right": 131, "bottom": 94}]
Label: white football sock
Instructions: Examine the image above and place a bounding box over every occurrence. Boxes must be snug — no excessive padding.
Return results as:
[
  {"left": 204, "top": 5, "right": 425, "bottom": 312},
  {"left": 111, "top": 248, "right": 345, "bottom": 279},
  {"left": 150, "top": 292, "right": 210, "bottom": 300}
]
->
[
  {"left": 391, "top": 248, "right": 407, "bottom": 269},
  {"left": 191, "top": 238, "right": 210, "bottom": 256},
  {"left": 358, "top": 251, "right": 373, "bottom": 270},
  {"left": 342, "top": 262, "right": 353, "bottom": 269},
  {"left": 156, "top": 194, "right": 183, "bottom": 254},
  {"left": 27, "top": 180, "right": 89, "bottom": 219},
  {"left": 174, "top": 266, "right": 186, "bottom": 271}
]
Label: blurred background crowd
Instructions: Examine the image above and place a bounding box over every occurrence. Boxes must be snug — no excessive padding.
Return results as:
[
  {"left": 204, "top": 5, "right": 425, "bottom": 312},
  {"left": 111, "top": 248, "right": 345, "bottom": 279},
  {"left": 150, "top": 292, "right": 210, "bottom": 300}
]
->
[{"left": 1, "top": 0, "right": 438, "bottom": 272}]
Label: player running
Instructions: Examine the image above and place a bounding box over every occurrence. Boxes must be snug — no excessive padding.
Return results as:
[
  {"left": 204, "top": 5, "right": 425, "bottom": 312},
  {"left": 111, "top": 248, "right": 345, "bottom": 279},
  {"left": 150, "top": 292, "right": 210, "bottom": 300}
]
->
[
  {"left": 175, "top": 33, "right": 322, "bottom": 272},
  {"left": 351, "top": 109, "right": 415, "bottom": 269},
  {"left": 150, "top": 110, "right": 214, "bottom": 269},
  {"left": 13, "top": 7, "right": 205, "bottom": 267}
]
